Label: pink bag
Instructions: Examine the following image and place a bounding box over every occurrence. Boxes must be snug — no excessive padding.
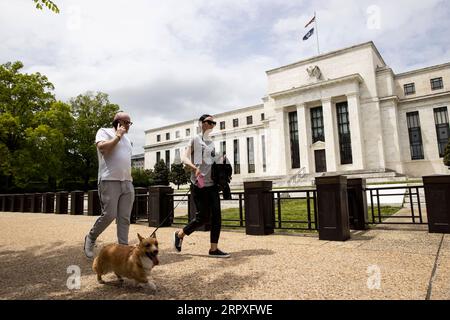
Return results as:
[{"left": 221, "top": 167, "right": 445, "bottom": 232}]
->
[{"left": 196, "top": 174, "right": 205, "bottom": 188}]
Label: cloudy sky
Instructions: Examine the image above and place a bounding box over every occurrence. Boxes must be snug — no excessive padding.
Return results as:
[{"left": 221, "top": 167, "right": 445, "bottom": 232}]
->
[{"left": 1, "top": 0, "right": 449, "bottom": 154}]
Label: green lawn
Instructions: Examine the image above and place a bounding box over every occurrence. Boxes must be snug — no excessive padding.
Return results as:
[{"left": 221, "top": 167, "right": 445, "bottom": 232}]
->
[{"left": 173, "top": 199, "right": 402, "bottom": 234}]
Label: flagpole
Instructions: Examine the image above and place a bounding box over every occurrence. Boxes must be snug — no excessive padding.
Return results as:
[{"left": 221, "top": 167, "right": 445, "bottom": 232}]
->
[{"left": 314, "top": 11, "right": 320, "bottom": 55}]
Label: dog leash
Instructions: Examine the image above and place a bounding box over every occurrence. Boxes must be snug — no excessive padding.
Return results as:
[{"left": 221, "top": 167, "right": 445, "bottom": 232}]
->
[{"left": 149, "top": 188, "right": 192, "bottom": 237}]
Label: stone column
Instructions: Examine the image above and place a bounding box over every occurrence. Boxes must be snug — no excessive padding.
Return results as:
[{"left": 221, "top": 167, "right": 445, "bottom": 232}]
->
[
  {"left": 297, "top": 103, "right": 312, "bottom": 173},
  {"left": 322, "top": 98, "right": 338, "bottom": 172},
  {"left": 346, "top": 93, "right": 365, "bottom": 170},
  {"left": 272, "top": 108, "right": 288, "bottom": 175}
]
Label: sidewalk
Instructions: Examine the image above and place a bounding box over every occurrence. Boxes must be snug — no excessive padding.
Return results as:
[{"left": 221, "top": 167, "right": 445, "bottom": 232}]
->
[{"left": 0, "top": 212, "right": 448, "bottom": 300}]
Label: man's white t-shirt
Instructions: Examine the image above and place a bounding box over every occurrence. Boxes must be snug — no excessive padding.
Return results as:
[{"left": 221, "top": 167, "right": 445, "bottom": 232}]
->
[{"left": 96, "top": 128, "right": 133, "bottom": 182}]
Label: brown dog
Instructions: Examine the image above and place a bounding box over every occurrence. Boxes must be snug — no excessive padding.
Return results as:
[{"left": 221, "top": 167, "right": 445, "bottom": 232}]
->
[{"left": 92, "top": 233, "right": 159, "bottom": 289}]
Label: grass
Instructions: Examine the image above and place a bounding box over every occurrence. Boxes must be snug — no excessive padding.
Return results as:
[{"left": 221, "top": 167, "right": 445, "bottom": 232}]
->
[{"left": 173, "top": 199, "right": 402, "bottom": 234}]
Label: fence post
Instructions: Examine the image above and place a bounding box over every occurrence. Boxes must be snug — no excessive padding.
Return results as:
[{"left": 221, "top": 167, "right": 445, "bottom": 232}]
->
[
  {"left": 316, "top": 175, "right": 350, "bottom": 241},
  {"left": 14, "top": 194, "right": 23, "bottom": 212},
  {"left": 31, "top": 193, "right": 43, "bottom": 213},
  {"left": 243, "top": 181, "right": 274, "bottom": 236},
  {"left": 423, "top": 175, "right": 450, "bottom": 234},
  {"left": 0, "top": 195, "right": 6, "bottom": 212},
  {"left": 87, "top": 190, "right": 101, "bottom": 216},
  {"left": 24, "top": 194, "right": 33, "bottom": 213},
  {"left": 70, "top": 191, "right": 84, "bottom": 215},
  {"left": 42, "top": 192, "right": 55, "bottom": 213},
  {"left": 347, "top": 178, "right": 368, "bottom": 230},
  {"left": 148, "top": 186, "right": 173, "bottom": 227},
  {"left": 55, "top": 191, "right": 69, "bottom": 214},
  {"left": 131, "top": 187, "right": 148, "bottom": 224}
]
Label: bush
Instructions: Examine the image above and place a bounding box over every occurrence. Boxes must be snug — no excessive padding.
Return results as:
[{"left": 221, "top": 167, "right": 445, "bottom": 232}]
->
[{"left": 444, "top": 140, "right": 450, "bottom": 168}]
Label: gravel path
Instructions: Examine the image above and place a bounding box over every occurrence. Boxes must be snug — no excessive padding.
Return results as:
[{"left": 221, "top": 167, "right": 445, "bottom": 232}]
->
[{"left": 0, "top": 212, "right": 448, "bottom": 300}]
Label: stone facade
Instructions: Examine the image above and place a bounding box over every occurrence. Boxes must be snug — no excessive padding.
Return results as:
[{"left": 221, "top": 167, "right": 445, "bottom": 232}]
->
[{"left": 144, "top": 41, "right": 450, "bottom": 183}]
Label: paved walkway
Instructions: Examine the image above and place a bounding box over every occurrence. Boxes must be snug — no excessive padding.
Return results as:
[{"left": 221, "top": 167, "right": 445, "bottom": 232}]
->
[{"left": 0, "top": 212, "right": 448, "bottom": 300}]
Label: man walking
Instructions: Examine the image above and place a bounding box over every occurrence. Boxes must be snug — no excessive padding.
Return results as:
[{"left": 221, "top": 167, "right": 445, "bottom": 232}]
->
[{"left": 83, "top": 112, "right": 135, "bottom": 258}]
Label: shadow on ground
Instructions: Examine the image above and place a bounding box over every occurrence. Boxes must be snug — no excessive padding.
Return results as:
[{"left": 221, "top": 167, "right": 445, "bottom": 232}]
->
[{"left": 0, "top": 244, "right": 273, "bottom": 300}]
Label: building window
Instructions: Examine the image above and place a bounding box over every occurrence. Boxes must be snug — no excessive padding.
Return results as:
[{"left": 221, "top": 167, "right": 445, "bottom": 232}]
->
[
  {"left": 311, "top": 107, "right": 325, "bottom": 143},
  {"left": 261, "top": 113, "right": 265, "bottom": 121},
  {"left": 157, "top": 134, "right": 161, "bottom": 142},
  {"left": 247, "top": 116, "right": 253, "bottom": 125},
  {"left": 404, "top": 83, "right": 416, "bottom": 96},
  {"left": 176, "top": 131, "right": 180, "bottom": 139},
  {"left": 247, "top": 137, "right": 255, "bottom": 173},
  {"left": 288, "top": 111, "right": 300, "bottom": 169},
  {"left": 220, "top": 141, "right": 226, "bottom": 157},
  {"left": 262, "top": 135, "right": 267, "bottom": 172},
  {"left": 175, "top": 149, "right": 181, "bottom": 163},
  {"left": 186, "top": 128, "right": 191, "bottom": 136},
  {"left": 407, "top": 111, "right": 424, "bottom": 160},
  {"left": 336, "top": 102, "right": 353, "bottom": 165},
  {"left": 431, "top": 77, "right": 444, "bottom": 91},
  {"left": 156, "top": 151, "right": 161, "bottom": 163},
  {"left": 166, "top": 132, "right": 170, "bottom": 140},
  {"left": 233, "top": 118, "right": 239, "bottom": 128},
  {"left": 220, "top": 121, "right": 225, "bottom": 130},
  {"left": 434, "top": 107, "right": 449, "bottom": 158},
  {"left": 165, "top": 150, "right": 170, "bottom": 168},
  {"left": 233, "top": 139, "right": 240, "bottom": 174}
]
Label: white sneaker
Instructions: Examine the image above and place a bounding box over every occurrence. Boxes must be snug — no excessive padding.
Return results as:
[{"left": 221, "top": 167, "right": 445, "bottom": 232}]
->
[{"left": 84, "top": 235, "right": 95, "bottom": 258}]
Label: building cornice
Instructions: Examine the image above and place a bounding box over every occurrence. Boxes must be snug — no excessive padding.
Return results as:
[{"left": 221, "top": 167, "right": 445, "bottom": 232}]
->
[
  {"left": 145, "top": 104, "right": 264, "bottom": 134},
  {"left": 398, "top": 91, "right": 450, "bottom": 104},
  {"left": 395, "top": 62, "right": 450, "bottom": 78},
  {"left": 269, "top": 74, "right": 364, "bottom": 99},
  {"left": 266, "top": 41, "right": 386, "bottom": 75},
  {"left": 144, "top": 123, "right": 267, "bottom": 151}
]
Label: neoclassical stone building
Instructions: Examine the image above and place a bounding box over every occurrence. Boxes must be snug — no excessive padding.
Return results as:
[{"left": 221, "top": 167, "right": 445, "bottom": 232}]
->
[{"left": 144, "top": 41, "right": 449, "bottom": 184}]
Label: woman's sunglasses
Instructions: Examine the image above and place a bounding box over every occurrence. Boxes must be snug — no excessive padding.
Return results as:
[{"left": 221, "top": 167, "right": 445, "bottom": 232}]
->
[{"left": 203, "top": 120, "right": 216, "bottom": 126}]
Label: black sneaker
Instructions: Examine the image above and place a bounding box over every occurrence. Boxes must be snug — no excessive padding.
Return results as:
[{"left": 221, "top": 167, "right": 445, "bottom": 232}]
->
[
  {"left": 173, "top": 231, "right": 183, "bottom": 252},
  {"left": 208, "top": 249, "right": 230, "bottom": 258}
]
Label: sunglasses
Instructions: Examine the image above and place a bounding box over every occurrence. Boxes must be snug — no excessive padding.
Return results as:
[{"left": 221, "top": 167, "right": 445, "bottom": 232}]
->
[
  {"left": 203, "top": 120, "right": 216, "bottom": 126},
  {"left": 120, "top": 120, "right": 133, "bottom": 126}
]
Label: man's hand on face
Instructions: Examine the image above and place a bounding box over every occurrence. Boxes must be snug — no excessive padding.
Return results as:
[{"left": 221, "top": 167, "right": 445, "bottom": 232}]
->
[{"left": 116, "top": 123, "right": 127, "bottom": 138}]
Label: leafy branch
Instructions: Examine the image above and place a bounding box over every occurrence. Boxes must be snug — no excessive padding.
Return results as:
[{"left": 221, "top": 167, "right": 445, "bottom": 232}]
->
[{"left": 33, "top": 0, "right": 60, "bottom": 14}]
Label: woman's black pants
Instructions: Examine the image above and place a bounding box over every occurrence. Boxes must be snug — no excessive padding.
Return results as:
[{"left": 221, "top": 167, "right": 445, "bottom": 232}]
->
[{"left": 183, "top": 184, "right": 221, "bottom": 244}]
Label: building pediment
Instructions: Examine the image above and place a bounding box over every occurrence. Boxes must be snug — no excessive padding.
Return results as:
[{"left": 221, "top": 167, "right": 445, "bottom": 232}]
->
[
  {"left": 311, "top": 141, "right": 326, "bottom": 149},
  {"left": 269, "top": 74, "right": 363, "bottom": 100}
]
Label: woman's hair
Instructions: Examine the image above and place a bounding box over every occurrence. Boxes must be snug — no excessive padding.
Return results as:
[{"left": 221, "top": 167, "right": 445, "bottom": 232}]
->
[{"left": 199, "top": 114, "right": 213, "bottom": 122}]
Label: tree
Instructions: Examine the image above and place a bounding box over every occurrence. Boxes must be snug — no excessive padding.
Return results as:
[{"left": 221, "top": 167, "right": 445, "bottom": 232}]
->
[
  {"left": 153, "top": 160, "right": 169, "bottom": 186},
  {"left": 68, "top": 92, "right": 120, "bottom": 190},
  {"left": 444, "top": 140, "right": 450, "bottom": 168},
  {"left": 33, "top": 0, "right": 59, "bottom": 13},
  {"left": 0, "top": 61, "right": 57, "bottom": 191},
  {"left": 132, "top": 168, "right": 155, "bottom": 188},
  {"left": 169, "top": 163, "right": 190, "bottom": 189}
]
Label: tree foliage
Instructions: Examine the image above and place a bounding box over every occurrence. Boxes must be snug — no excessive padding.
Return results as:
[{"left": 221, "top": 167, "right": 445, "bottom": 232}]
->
[
  {"left": 132, "top": 168, "right": 155, "bottom": 188},
  {"left": 33, "top": 0, "right": 59, "bottom": 13},
  {"left": 153, "top": 160, "right": 170, "bottom": 186},
  {"left": 0, "top": 61, "right": 122, "bottom": 192},
  {"left": 169, "top": 163, "right": 190, "bottom": 189},
  {"left": 444, "top": 140, "right": 450, "bottom": 168},
  {"left": 0, "top": 61, "right": 57, "bottom": 189}
]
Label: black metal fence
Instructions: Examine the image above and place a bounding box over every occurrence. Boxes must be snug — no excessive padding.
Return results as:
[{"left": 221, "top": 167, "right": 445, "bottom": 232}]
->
[
  {"left": 270, "top": 190, "right": 318, "bottom": 231},
  {"left": 365, "top": 185, "right": 427, "bottom": 225},
  {"left": 0, "top": 183, "right": 432, "bottom": 230}
]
